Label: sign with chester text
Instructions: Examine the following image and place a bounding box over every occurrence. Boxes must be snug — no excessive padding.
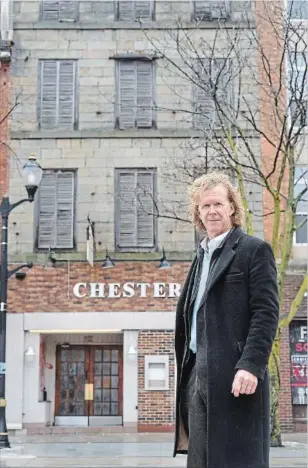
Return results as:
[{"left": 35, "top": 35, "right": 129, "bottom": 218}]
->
[{"left": 73, "top": 282, "right": 182, "bottom": 299}]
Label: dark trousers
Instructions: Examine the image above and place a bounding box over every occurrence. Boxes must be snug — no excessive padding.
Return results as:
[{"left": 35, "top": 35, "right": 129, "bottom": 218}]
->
[{"left": 181, "top": 352, "right": 208, "bottom": 468}]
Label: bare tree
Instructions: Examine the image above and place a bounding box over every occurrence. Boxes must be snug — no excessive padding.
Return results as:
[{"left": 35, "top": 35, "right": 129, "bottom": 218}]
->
[{"left": 135, "top": 0, "right": 307, "bottom": 446}]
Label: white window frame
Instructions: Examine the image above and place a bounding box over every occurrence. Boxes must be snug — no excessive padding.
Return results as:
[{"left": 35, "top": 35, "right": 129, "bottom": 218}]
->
[
  {"left": 293, "top": 168, "right": 308, "bottom": 246},
  {"left": 287, "top": 0, "right": 308, "bottom": 20},
  {"left": 287, "top": 52, "right": 307, "bottom": 132},
  {"left": 144, "top": 355, "right": 169, "bottom": 391}
]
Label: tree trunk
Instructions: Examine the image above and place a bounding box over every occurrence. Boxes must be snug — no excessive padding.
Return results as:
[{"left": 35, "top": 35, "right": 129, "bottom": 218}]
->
[{"left": 269, "top": 331, "right": 283, "bottom": 447}]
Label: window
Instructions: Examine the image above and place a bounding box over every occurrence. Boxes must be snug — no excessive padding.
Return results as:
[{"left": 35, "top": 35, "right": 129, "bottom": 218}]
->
[
  {"left": 193, "top": 1, "right": 230, "bottom": 20},
  {"left": 294, "top": 167, "right": 307, "bottom": 245},
  {"left": 289, "top": 53, "right": 307, "bottom": 129},
  {"left": 117, "top": 1, "right": 153, "bottom": 21},
  {"left": 116, "top": 60, "right": 155, "bottom": 130},
  {"left": 145, "top": 356, "right": 169, "bottom": 390},
  {"left": 36, "top": 170, "right": 76, "bottom": 250},
  {"left": 193, "top": 58, "right": 233, "bottom": 129},
  {"left": 41, "top": 1, "right": 78, "bottom": 21},
  {"left": 288, "top": 0, "right": 308, "bottom": 19},
  {"left": 115, "top": 169, "right": 156, "bottom": 250},
  {"left": 38, "top": 60, "right": 77, "bottom": 130}
]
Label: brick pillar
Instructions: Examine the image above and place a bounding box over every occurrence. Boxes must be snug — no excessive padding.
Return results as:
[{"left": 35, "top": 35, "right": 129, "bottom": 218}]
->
[
  {"left": 138, "top": 331, "right": 175, "bottom": 432},
  {"left": 254, "top": 0, "right": 289, "bottom": 243},
  {"left": 0, "top": 61, "right": 10, "bottom": 198},
  {"left": 279, "top": 326, "right": 294, "bottom": 432}
]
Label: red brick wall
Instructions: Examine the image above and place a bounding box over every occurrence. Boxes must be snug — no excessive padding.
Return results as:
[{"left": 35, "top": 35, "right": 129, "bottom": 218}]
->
[
  {"left": 137, "top": 331, "right": 175, "bottom": 432},
  {"left": 0, "top": 62, "right": 10, "bottom": 198},
  {"left": 255, "top": 0, "right": 289, "bottom": 243},
  {"left": 7, "top": 262, "right": 190, "bottom": 312},
  {"left": 279, "top": 275, "right": 307, "bottom": 432}
]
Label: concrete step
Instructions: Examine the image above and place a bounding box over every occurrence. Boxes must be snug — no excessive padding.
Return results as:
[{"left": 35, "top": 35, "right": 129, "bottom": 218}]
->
[{"left": 21, "top": 426, "right": 137, "bottom": 435}]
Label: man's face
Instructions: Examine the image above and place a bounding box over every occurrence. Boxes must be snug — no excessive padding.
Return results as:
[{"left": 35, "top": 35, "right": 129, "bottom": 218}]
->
[{"left": 198, "top": 184, "right": 234, "bottom": 239}]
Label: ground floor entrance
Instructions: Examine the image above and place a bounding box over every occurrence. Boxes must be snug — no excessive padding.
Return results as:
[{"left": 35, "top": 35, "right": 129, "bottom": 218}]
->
[{"left": 55, "top": 345, "right": 123, "bottom": 426}]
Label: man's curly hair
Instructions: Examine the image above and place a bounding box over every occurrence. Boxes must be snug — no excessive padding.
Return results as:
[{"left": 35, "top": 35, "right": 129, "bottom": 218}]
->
[{"left": 188, "top": 172, "right": 244, "bottom": 234}]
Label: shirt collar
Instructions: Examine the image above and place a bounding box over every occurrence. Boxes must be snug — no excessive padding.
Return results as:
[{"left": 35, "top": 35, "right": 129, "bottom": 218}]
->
[{"left": 201, "top": 229, "right": 231, "bottom": 253}]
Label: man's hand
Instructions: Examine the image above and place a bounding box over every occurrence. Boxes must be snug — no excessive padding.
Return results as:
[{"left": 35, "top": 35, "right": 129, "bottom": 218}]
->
[{"left": 232, "top": 369, "right": 258, "bottom": 397}]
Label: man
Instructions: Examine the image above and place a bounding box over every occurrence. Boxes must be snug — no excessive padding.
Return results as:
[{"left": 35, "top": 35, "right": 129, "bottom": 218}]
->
[{"left": 173, "top": 172, "right": 279, "bottom": 468}]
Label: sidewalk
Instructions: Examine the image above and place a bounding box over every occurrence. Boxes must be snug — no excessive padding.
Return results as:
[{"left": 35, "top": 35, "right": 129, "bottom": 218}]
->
[{"left": 0, "top": 432, "right": 306, "bottom": 467}]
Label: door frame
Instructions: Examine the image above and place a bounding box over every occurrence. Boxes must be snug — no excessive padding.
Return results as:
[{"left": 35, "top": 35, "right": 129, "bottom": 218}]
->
[{"left": 55, "top": 344, "right": 123, "bottom": 426}]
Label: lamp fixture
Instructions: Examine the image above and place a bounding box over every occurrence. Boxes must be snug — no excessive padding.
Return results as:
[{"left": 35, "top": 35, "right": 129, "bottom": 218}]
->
[
  {"left": 102, "top": 250, "right": 115, "bottom": 269},
  {"left": 15, "top": 271, "right": 26, "bottom": 280},
  {"left": 158, "top": 248, "right": 171, "bottom": 269},
  {"left": 25, "top": 346, "right": 35, "bottom": 362},
  {"left": 127, "top": 344, "right": 137, "bottom": 356},
  {"left": 23, "top": 154, "right": 43, "bottom": 201}
]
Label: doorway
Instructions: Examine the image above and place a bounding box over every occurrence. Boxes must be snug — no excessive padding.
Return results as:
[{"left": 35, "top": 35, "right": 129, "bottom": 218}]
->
[{"left": 55, "top": 345, "right": 123, "bottom": 426}]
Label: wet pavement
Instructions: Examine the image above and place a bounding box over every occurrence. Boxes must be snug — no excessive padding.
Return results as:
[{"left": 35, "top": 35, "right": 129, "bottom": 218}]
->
[{"left": 0, "top": 433, "right": 306, "bottom": 467}]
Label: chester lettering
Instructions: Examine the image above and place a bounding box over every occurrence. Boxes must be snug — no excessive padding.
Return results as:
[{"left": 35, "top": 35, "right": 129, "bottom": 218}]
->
[{"left": 73, "top": 282, "right": 182, "bottom": 299}]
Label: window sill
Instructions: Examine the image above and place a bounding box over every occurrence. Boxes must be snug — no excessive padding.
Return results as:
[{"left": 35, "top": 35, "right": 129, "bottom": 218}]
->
[
  {"left": 11, "top": 128, "right": 257, "bottom": 140},
  {"left": 14, "top": 19, "right": 255, "bottom": 30}
]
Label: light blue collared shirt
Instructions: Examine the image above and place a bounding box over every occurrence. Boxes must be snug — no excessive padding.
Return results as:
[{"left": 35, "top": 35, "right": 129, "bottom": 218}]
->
[{"left": 189, "top": 230, "right": 231, "bottom": 353}]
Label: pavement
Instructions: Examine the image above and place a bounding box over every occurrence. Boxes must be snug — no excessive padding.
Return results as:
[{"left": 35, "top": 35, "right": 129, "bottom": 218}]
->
[{"left": 0, "top": 432, "right": 306, "bottom": 467}]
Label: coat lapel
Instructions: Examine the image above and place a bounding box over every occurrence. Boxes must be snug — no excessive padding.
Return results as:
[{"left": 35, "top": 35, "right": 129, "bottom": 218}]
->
[{"left": 202, "top": 227, "right": 244, "bottom": 300}]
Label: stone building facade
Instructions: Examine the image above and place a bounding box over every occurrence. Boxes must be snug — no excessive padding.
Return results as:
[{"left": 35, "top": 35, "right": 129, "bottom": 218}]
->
[{"left": 0, "top": 0, "right": 307, "bottom": 433}]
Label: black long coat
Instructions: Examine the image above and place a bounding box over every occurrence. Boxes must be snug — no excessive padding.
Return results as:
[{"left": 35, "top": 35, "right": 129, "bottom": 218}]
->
[{"left": 174, "top": 227, "right": 279, "bottom": 468}]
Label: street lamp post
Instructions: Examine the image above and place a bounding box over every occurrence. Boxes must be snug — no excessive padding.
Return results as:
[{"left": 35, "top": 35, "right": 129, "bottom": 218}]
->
[{"left": 0, "top": 155, "right": 43, "bottom": 449}]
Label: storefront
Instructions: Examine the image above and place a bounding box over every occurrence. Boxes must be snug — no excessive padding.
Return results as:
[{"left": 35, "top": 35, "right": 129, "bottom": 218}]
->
[
  {"left": 5, "top": 261, "right": 306, "bottom": 433},
  {"left": 6, "top": 261, "right": 184, "bottom": 432}
]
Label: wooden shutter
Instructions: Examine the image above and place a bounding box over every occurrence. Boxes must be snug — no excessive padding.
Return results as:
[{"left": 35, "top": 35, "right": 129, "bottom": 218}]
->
[
  {"left": 118, "top": 61, "right": 136, "bottom": 129},
  {"left": 58, "top": 60, "right": 76, "bottom": 128},
  {"left": 194, "top": 1, "right": 211, "bottom": 19},
  {"left": 40, "top": 60, "right": 76, "bottom": 130},
  {"left": 118, "top": 1, "right": 135, "bottom": 20},
  {"left": 42, "top": 0, "right": 59, "bottom": 20},
  {"left": 38, "top": 172, "right": 57, "bottom": 249},
  {"left": 118, "top": 1, "right": 152, "bottom": 20},
  {"left": 213, "top": 58, "right": 233, "bottom": 118},
  {"left": 56, "top": 172, "right": 75, "bottom": 248},
  {"left": 136, "top": 171, "right": 155, "bottom": 247},
  {"left": 42, "top": 1, "right": 77, "bottom": 21},
  {"left": 135, "top": 1, "right": 152, "bottom": 20},
  {"left": 210, "top": 1, "right": 230, "bottom": 19},
  {"left": 117, "top": 172, "right": 137, "bottom": 247},
  {"left": 194, "top": 1, "right": 229, "bottom": 20},
  {"left": 136, "top": 61, "right": 153, "bottom": 128},
  {"left": 40, "top": 60, "right": 58, "bottom": 129},
  {"left": 193, "top": 59, "right": 215, "bottom": 129},
  {"left": 59, "top": 1, "right": 77, "bottom": 21}
]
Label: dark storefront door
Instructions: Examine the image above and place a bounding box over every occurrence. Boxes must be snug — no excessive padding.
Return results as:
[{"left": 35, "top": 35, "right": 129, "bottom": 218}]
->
[{"left": 55, "top": 345, "right": 123, "bottom": 426}]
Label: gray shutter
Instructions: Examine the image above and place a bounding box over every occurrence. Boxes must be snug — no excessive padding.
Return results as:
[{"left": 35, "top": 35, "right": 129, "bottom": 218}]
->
[
  {"left": 118, "top": 61, "right": 136, "bottom": 129},
  {"left": 194, "top": 1, "right": 230, "bottom": 20},
  {"left": 118, "top": 1, "right": 135, "bottom": 20},
  {"left": 210, "top": 1, "right": 230, "bottom": 19},
  {"left": 136, "top": 171, "right": 155, "bottom": 247},
  {"left": 59, "top": 1, "right": 77, "bottom": 21},
  {"left": 42, "top": 0, "right": 59, "bottom": 20},
  {"left": 213, "top": 58, "right": 233, "bottom": 119},
  {"left": 117, "top": 172, "right": 137, "bottom": 247},
  {"left": 40, "top": 60, "right": 58, "bottom": 129},
  {"left": 194, "top": 1, "right": 211, "bottom": 19},
  {"left": 38, "top": 172, "right": 57, "bottom": 249},
  {"left": 135, "top": 1, "right": 152, "bottom": 20},
  {"left": 58, "top": 60, "right": 76, "bottom": 129},
  {"left": 136, "top": 61, "right": 153, "bottom": 128},
  {"left": 56, "top": 172, "right": 75, "bottom": 248},
  {"left": 193, "top": 59, "right": 215, "bottom": 129}
]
